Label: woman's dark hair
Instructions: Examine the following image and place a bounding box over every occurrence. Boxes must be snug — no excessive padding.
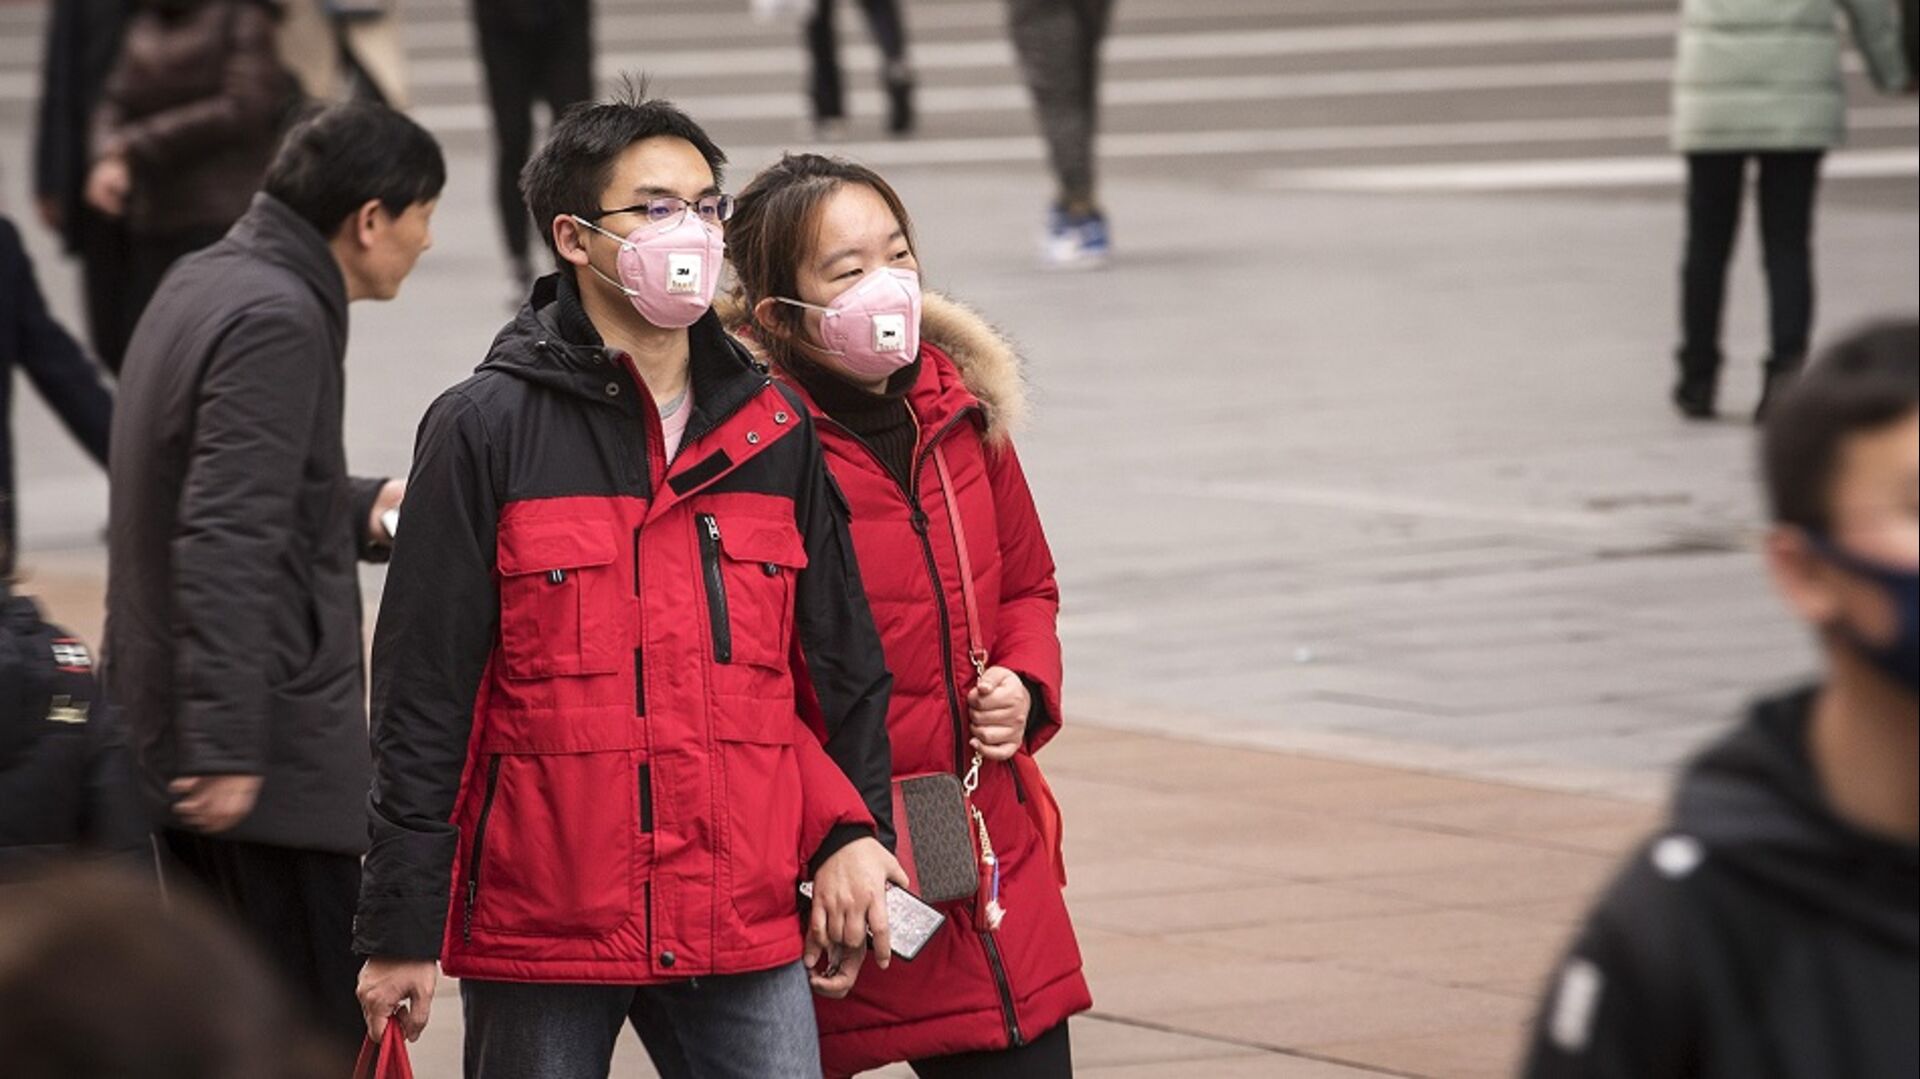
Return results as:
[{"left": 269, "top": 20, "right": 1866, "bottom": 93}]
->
[
  {"left": 262, "top": 101, "right": 446, "bottom": 239},
  {"left": 520, "top": 78, "right": 727, "bottom": 262},
  {"left": 727, "top": 153, "right": 918, "bottom": 372},
  {"left": 1763, "top": 320, "right": 1920, "bottom": 531}
]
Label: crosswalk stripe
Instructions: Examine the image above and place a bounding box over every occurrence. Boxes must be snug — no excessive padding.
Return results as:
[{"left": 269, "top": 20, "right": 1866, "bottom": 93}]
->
[
  {"left": 358, "top": 11, "right": 1682, "bottom": 95},
  {"left": 685, "top": 107, "right": 1920, "bottom": 171},
  {"left": 407, "top": 54, "right": 1884, "bottom": 130},
  {"left": 1260, "top": 147, "right": 1920, "bottom": 193}
]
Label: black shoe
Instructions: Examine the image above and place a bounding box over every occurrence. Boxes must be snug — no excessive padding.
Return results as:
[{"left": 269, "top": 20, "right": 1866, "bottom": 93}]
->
[
  {"left": 1673, "top": 377, "right": 1717, "bottom": 419},
  {"left": 885, "top": 65, "right": 916, "bottom": 137}
]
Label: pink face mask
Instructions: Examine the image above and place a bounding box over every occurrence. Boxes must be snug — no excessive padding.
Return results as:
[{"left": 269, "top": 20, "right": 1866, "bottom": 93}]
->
[
  {"left": 574, "top": 211, "right": 724, "bottom": 329},
  {"left": 777, "top": 268, "right": 923, "bottom": 382}
]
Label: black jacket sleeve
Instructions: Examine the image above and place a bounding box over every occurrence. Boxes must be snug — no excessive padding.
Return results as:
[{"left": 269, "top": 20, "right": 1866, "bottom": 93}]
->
[
  {"left": 786, "top": 406, "right": 895, "bottom": 852},
  {"left": 169, "top": 304, "right": 325, "bottom": 777},
  {"left": 354, "top": 390, "right": 500, "bottom": 960},
  {"left": 1522, "top": 855, "right": 1699, "bottom": 1079},
  {"left": 1, "top": 220, "right": 112, "bottom": 467}
]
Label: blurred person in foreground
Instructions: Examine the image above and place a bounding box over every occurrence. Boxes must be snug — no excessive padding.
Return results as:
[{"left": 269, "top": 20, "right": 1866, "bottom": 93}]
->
[
  {"left": 725, "top": 153, "right": 1090, "bottom": 1079},
  {"left": 1524, "top": 320, "right": 1919, "bottom": 1079},
  {"left": 33, "top": 0, "right": 135, "bottom": 371},
  {"left": 103, "top": 102, "right": 442, "bottom": 1054},
  {"left": 0, "top": 568, "right": 144, "bottom": 882},
  {"left": 1008, "top": 0, "right": 1113, "bottom": 268},
  {"left": 469, "top": 0, "right": 595, "bottom": 294},
  {"left": 0, "top": 215, "right": 114, "bottom": 573},
  {"left": 0, "top": 867, "right": 337, "bottom": 1079},
  {"left": 86, "top": 0, "right": 297, "bottom": 359},
  {"left": 1669, "top": 0, "right": 1912, "bottom": 422},
  {"left": 351, "top": 86, "right": 900, "bottom": 1077}
]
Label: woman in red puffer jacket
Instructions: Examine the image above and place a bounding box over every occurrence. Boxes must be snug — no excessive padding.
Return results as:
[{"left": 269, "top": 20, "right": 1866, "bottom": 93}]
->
[{"left": 723, "top": 153, "right": 1090, "bottom": 1078}]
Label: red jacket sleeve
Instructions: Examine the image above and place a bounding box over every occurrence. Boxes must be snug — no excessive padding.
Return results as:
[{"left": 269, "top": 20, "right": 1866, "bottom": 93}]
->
[
  {"left": 793, "top": 711, "right": 877, "bottom": 874},
  {"left": 985, "top": 440, "right": 1065, "bottom": 752}
]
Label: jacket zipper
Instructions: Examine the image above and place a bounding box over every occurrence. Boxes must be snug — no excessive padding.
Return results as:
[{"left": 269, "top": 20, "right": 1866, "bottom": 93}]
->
[
  {"left": 462, "top": 755, "right": 504, "bottom": 943},
  {"left": 981, "top": 929, "right": 1025, "bottom": 1046},
  {"left": 696, "top": 513, "right": 731, "bottom": 664}
]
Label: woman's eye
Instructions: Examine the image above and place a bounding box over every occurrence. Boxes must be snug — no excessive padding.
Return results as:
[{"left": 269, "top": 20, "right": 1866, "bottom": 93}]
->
[{"left": 891, "top": 250, "right": 911, "bottom": 261}]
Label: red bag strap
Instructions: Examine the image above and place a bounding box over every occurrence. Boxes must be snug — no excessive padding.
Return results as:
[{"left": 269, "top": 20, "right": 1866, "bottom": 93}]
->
[
  {"left": 930, "top": 443, "right": 988, "bottom": 680},
  {"left": 352, "top": 1022, "right": 414, "bottom": 1079}
]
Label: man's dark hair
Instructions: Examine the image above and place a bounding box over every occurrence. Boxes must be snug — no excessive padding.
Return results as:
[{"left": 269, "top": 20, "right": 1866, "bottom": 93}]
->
[
  {"left": 262, "top": 102, "right": 447, "bottom": 239},
  {"left": 1763, "top": 320, "right": 1920, "bottom": 531},
  {"left": 519, "top": 78, "right": 727, "bottom": 262}
]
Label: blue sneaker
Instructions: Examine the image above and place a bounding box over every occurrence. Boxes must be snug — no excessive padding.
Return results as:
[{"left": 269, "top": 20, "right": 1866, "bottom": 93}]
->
[{"left": 1041, "top": 207, "right": 1112, "bottom": 269}]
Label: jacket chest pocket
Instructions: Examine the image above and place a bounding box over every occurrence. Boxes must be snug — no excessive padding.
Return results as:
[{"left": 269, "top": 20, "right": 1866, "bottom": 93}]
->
[
  {"left": 694, "top": 513, "right": 809, "bottom": 672},
  {"left": 497, "top": 520, "right": 624, "bottom": 679}
]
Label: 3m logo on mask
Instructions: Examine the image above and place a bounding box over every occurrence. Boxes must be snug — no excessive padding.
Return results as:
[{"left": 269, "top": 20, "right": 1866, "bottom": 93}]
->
[
  {"left": 666, "top": 253, "right": 704, "bottom": 296},
  {"left": 871, "top": 313, "right": 908, "bottom": 353}
]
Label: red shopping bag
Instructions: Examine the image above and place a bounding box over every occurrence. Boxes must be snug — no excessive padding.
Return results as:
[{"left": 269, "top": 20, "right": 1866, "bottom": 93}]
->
[{"left": 351, "top": 1023, "right": 414, "bottom": 1079}]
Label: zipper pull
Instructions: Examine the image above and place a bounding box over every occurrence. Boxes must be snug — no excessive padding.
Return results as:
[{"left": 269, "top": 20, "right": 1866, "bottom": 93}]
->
[
  {"left": 463, "top": 881, "right": 478, "bottom": 942},
  {"left": 704, "top": 516, "right": 721, "bottom": 543}
]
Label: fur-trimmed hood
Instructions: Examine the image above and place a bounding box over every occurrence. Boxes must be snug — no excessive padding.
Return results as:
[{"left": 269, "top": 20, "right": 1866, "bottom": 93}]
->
[{"left": 716, "top": 290, "right": 1029, "bottom": 444}]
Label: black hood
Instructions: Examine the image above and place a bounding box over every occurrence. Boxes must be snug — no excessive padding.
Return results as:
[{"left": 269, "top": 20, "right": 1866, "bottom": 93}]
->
[
  {"left": 1673, "top": 686, "right": 1920, "bottom": 950},
  {"left": 477, "top": 273, "right": 772, "bottom": 441}
]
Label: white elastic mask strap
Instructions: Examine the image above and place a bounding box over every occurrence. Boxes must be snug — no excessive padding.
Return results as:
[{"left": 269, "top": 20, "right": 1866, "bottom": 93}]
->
[{"left": 571, "top": 216, "right": 640, "bottom": 296}]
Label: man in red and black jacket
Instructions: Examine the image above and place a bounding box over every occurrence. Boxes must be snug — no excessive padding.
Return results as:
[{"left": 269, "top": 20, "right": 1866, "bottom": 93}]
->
[{"left": 352, "top": 91, "right": 904, "bottom": 1077}]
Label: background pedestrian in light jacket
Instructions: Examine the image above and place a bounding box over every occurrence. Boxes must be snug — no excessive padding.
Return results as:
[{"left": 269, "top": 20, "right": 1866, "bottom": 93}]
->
[{"left": 1669, "top": 0, "right": 1912, "bottom": 421}]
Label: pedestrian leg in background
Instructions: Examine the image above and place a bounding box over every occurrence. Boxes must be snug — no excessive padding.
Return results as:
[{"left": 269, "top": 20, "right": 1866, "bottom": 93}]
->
[
  {"left": 77, "top": 210, "right": 135, "bottom": 375},
  {"left": 160, "top": 830, "right": 366, "bottom": 1057},
  {"left": 1675, "top": 152, "right": 1747, "bottom": 419},
  {"left": 1008, "top": 0, "right": 1115, "bottom": 267},
  {"left": 807, "top": 0, "right": 846, "bottom": 135},
  {"left": 1752, "top": 150, "right": 1824, "bottom": 420},
  {"left": 857, "top": 0, "right": 915, "bottom": 135},
  {"left": 474, "top": 0, "right": 593, "bottom": 295},
  {"left": 807, "top": 0, "right": 913, "bottom": 137},
  {"left": 475, "top": 12, "right": 539, "bottom": 290}
]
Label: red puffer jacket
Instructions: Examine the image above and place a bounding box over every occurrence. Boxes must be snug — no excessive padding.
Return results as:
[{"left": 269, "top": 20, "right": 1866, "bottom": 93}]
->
[
  {"left": 353, "top": 278, "right": 894, "bottom": 984},
  {"left": 742, "top": 294, "right": 1092, "bottom": 1073}
]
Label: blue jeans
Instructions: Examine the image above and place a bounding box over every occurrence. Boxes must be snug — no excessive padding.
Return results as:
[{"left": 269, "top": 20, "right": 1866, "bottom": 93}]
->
[{"left": 461, "top": 962, "right": 822, "bottom": 1079}]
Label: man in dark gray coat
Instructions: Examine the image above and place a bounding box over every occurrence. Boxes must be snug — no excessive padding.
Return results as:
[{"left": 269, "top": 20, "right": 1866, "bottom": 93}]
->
[{"left": 103, "top": 102, "right": 443, "bottom": 1053}]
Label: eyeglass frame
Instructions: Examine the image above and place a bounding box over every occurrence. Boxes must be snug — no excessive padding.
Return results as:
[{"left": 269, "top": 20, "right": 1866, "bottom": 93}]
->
[{"left": 581, "top": 193, "right": 736, "bottom": 227}]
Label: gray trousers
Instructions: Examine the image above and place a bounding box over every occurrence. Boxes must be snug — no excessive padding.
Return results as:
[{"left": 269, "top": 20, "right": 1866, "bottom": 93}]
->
[
  {"left": 461, "top": 963, "right": 821, "bottom": 1079},
  {"left": 1007, "top": 0, "right": 1117, "bottom": 208}
]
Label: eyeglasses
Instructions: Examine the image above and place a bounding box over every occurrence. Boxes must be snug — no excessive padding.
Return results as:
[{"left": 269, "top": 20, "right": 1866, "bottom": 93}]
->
[{"left": 586, "top": 194, "right": 736, "bottom": 227}]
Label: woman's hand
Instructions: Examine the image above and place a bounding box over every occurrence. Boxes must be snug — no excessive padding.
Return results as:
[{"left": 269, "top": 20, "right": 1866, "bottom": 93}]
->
[{"left": 967, "top": 666, "right": 1030, "bottom": 762}]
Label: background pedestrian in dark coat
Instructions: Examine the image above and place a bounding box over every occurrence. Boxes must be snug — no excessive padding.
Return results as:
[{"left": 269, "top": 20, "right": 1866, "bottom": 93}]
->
[
  {"left": 32, "top": 0, "right": 135, "bottom": 372},
  {"left": 103, "top": 102, "right": 442, "bottom": 1054},
  {"left": 86, "top": 0, "right": 294, "bottom": 353}
]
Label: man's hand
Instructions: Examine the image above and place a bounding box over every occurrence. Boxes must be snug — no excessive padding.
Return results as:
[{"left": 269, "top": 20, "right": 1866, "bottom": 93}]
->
[
  {"left": 84, "top": 155, "right": 129, "bottom": 218},
  {"left": 357, "top": 957, "right": 438, "bottom": 1043},
  {"left": 968, "top": 666, "right": 1030, "bottom": 763},
  {"left": 369, "top": 479, "right": 405, "bottom": 545},
  {"left": 805, "top": 837, "right": 907, "bottom": 996},
  {"left": 169, "top": 774, "right": 262, "bottom": 834}
]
